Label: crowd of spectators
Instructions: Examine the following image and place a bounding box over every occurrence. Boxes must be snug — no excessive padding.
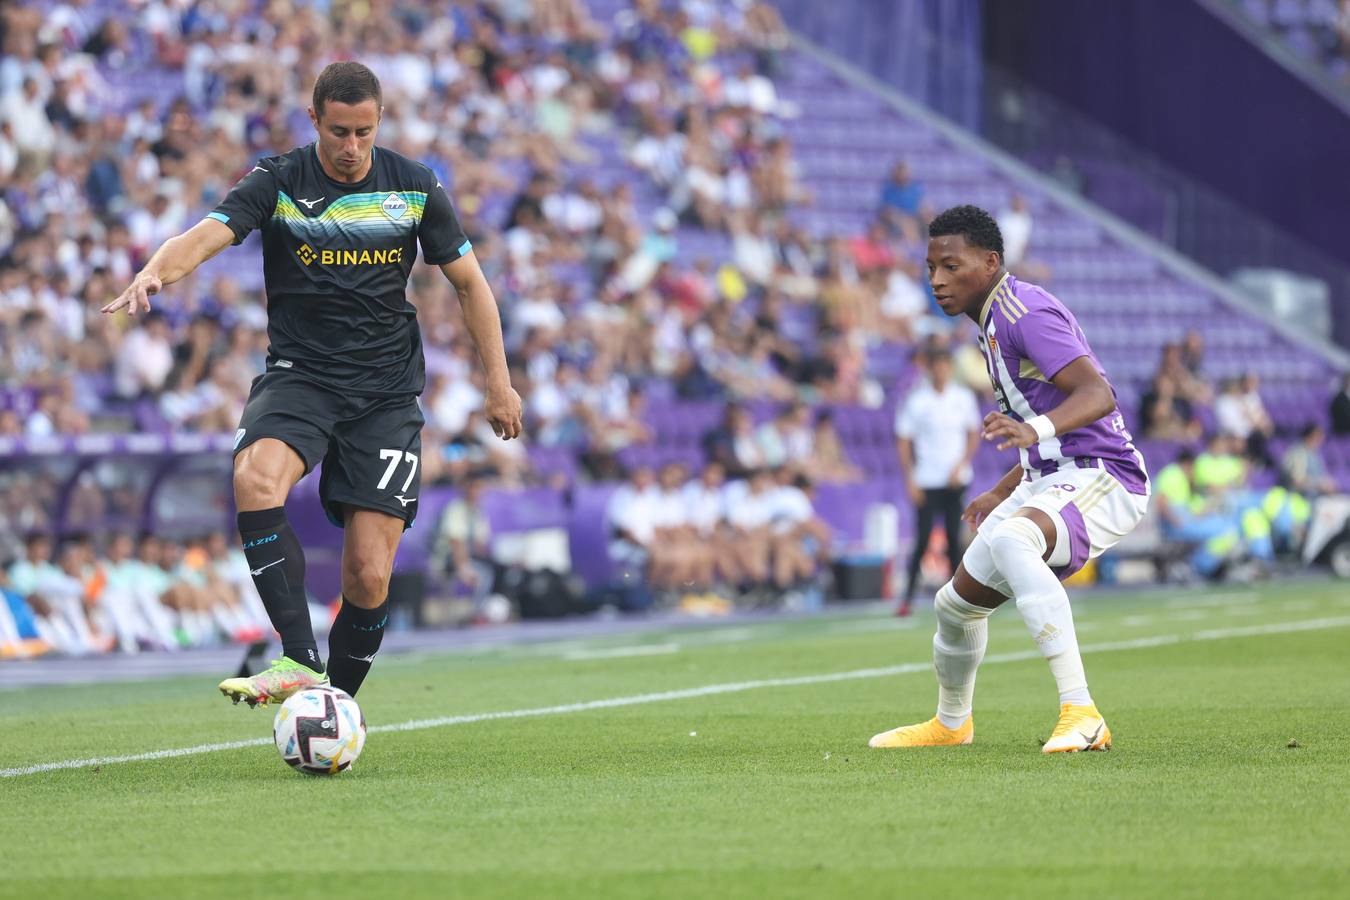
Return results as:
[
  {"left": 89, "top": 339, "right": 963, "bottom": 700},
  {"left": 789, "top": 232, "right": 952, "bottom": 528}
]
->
[
  {"left": 0, "top": 0, "right": 965, "bottom": 476},
  {"left": 0, "top": 0, "right": 948, "bottom": 652},
  {"left": 603, "top": 460, "right": 831, "bottom": 610},
  {"left": 1137, "top": 330, "right": 1349, "bottom": 580},
  {"left": 1, "top": 529, "right": 283, "bottom": 659},
  {"left": 2, "top": 0, "right": 1347, "bottom": 653}
]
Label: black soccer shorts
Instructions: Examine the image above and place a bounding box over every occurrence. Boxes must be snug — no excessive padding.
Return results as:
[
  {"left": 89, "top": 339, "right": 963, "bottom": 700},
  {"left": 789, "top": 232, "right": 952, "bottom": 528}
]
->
[{"left": 234, "top": 371, "right": 424, "bottom": 529}]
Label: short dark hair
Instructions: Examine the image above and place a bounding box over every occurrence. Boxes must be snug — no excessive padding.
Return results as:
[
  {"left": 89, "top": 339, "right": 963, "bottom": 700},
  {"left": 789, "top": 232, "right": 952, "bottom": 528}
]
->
[
  {"left": 929, "top": 204, "right": 1004, "bottom": 262},
  {"left": 312, "top": 61, "right": 382, "bottom": 118}
]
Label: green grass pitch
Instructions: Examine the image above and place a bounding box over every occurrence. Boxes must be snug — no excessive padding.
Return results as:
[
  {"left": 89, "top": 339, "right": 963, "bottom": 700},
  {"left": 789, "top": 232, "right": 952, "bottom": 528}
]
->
[{"left": 4, "top": 581, "right": 1349, "bottom": 899}]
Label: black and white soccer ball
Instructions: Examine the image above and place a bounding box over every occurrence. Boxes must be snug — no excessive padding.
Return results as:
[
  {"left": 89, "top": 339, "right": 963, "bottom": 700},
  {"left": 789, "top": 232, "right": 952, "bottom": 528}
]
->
[{"left": 273, "top": 687, "right": 366, "bottom": 775}]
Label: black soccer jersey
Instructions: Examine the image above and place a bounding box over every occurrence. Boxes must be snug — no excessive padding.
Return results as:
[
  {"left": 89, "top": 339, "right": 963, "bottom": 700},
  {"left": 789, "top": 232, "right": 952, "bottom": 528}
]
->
[{"left": 208, "top": 143, "right": 470, "bottom": 397}]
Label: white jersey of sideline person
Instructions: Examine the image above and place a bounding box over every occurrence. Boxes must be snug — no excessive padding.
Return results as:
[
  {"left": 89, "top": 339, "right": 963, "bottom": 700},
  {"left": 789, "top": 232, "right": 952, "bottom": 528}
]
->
[
  {"left": 722, "top": 481, "right": 778, "bottom": 531},
  {"left": 681, "top": 481, "right": 726, "bottom": 536},
  {"left": 770, "top": 484, "right": 815, "bottom": 534},
  {"left": 895, "top": 378, "right": 981, "bottom": 489},
  {"left": 607, "top": 482, "right": 661, "bottom": 551}
]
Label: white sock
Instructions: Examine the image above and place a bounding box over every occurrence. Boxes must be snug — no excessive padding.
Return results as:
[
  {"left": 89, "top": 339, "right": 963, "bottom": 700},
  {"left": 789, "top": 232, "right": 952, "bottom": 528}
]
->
[
  {"left": 932, "top": 581, "right": 991, "bottom": 729},
  {"left": 989, "top": 517, "right": 1093, "bottom": 707}
]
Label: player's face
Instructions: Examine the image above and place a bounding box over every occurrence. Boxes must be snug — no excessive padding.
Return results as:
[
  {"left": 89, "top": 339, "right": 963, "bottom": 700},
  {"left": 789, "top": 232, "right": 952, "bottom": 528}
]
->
[
  {"left": 926, "top": 234, "right": 1002, "bottom": 320},
  {"left": 310, "top": 98, "right": 382, "bottom": 182}
]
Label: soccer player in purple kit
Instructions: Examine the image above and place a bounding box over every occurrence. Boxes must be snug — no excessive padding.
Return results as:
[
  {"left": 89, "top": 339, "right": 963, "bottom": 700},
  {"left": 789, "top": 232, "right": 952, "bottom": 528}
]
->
[{"left": 869, "top": 205, "right": 1150, "bottom": 753}]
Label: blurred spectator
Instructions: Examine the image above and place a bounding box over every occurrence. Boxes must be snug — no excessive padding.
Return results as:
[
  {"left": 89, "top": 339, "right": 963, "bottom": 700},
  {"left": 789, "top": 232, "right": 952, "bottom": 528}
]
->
[
  {"left": 1193, "top": 433, "right": 1276, "bottom": 568},
  {"left": 849, "top": 220, "right": 897, "bottom": 274},
  {"left": 767, "top": 470, "right": 830, "bottom": 606},
  {"left": 113, "top": 311, "right": 175, "bottom": 398},
  {"left": 1159, "top": 342, "right": 1213, "bottom": 409},
  {"left": 996, "top": 194, "right": 1051, "bottom": 283},
  {"left": 1154, "top": 449, "right": 1239, "bottom": 580},
  {"left": 1332, "top": 372, "right": 1350, "bottom": 435},
  {"left": 702, "top": 402, "right": 763, "bottom": 478},
  {"left": 730, "top": 214, "right": 776, "bottom": 286},
  {"left": 606, "top": 464, "right": 659, "bottom": 584},
  {"left": 1, "top": 566, "right": 42, "bottom": 657},
  {"left": 432, "top": 476, "right": 497, "bottom": 612},
  {"left": 1138, "top": 373, "right": 1200, "bottom": 442},
  {"left": 877, "top": 260, "right": 929, "bottom": 344},
  {"left": 649, "top": 461, "right": 715, "bottom": 597},
  {"left": 807, "top": 410, "right": 861, "bottom": 483},
  {"left": 428, "top": 370, "right": 485, "bottom": 437},
  {"left": 1181, "top": 329, "right": 1206, "bottom": 377},
  {"left": 1214, "top": 373, "right": 1274, "bottom": 466},
  {"left": 755, "top": 402, "right": 812, "bottom": 470},
  {"left": 681, "top": 461, "right": 742, "bottom": 595},
  {"left": 878, "top": 161, "right": 925, "bottom": 242},
  {"left": 1, "top": 77, "right": 55, "bottom": 176},
  {"left": 1139, "top": 343, "right": 1208, "bottom": 440},
  {"left": 1281, "top": 423, "right": 1338, "bottom": 497},
  {"left": 894, "top": 348, "right": 979, "bottom": 614},
  {"left": 723, "top": 468, "right": 778, "bottom": 594}
]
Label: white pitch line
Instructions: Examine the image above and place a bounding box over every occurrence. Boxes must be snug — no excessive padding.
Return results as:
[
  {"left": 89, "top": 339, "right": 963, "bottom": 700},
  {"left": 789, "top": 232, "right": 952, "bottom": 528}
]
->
[
  {"left": 563, "top": 643, "right": 680, "bottom": 661},
  {"left": 4, "top": 615, "right": 1349, "bottom": 780}
]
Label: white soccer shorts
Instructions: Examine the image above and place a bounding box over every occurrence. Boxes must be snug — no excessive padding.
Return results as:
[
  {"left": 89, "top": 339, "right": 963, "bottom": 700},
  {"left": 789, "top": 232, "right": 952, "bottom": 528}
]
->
[{"left": 963, "top": 465, "right": 1150, "bottom": 593}]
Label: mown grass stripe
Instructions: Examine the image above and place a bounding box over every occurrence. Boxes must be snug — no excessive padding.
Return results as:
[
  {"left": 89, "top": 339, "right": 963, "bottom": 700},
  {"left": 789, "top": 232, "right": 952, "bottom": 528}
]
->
[{"left": 4, "top": 615, "right": 1348, "bottom": 779}]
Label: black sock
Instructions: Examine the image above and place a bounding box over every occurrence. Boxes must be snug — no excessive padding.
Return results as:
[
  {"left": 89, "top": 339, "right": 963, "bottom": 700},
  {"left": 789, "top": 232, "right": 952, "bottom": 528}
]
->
[
  {"left": 237, "top": 507, "right": 322, "bottom": 673},
  {"left": 325, "top": 597, "right": 388, "bottom": 697}
]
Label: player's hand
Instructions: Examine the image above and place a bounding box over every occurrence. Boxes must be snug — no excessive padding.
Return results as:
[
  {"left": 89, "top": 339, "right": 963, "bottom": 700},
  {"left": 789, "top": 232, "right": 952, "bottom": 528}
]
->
[
  {"left": 962, "top": 490, "right": 1003, "bottom": 529},
  {"left": 102, "top": 272, "right": 162, "bottom": 317},
  {"left": 484, "top": 381, "right": 523, "bottom": 440},
  {"left": 906, "top": 483, "right": 924, "bottom": 506},
  {"left": 982, "top": 411, "right": 1037, "bottom": 451}
]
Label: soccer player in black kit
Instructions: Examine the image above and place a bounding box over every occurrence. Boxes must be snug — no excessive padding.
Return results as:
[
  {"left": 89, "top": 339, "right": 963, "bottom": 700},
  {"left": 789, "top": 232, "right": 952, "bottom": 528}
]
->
[{"left": 103, "top": 62, "right": 522, "bottom": 706}]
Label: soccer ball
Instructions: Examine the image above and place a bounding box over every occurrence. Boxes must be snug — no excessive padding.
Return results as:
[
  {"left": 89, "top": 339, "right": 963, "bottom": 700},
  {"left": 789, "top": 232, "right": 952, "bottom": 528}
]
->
[{"left": 273, "top": 687, "right": 366, "bottom": 775}]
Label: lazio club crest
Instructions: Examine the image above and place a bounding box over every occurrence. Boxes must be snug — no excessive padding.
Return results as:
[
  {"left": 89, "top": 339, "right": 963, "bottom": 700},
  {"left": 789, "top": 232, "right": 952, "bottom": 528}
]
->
[{"left": 382, "top": 193, "right": 408, "bottom": 220}]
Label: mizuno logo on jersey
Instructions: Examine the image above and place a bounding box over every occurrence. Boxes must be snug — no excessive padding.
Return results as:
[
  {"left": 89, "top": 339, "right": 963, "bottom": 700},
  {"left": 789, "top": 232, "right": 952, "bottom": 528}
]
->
[{"left": 297, "top": 196, "right": 325, "bottom": 209}]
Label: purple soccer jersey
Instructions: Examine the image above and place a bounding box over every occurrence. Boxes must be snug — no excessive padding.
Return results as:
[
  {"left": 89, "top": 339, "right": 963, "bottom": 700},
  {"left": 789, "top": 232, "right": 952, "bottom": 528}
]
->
[{"left": 976, "top": 273, "right": 1149, "bottom": 495}]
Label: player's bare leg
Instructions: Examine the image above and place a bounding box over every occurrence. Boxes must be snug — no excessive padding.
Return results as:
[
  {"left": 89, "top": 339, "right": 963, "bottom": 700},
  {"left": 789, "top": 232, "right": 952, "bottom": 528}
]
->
[
  {"left": 219, "top": 439, "right": 326, "bottom": 707},
  {"left": 712, "top": 536, "right": 741, "bottom": 589},
  {"left": 870, "top": 563, "right": 1004, "bottom": 748},
  {"left": 324, "top": 506, "right": 402, "bottom": 698},
  {"left": 990, "top": 509, "right": 1110, "bottom": 753},
  {"left": 770, "top": 534, "right": 812, "bottom": 589}
]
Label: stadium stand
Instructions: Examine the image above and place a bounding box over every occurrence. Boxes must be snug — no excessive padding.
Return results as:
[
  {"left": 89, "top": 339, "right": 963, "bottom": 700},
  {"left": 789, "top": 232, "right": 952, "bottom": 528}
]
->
[
  {"left": 1, "top": 0, "right": 1347, "bottom": 657},
  {"left": 1232, "top": 0, "right": 1350, "bottom": 85}
]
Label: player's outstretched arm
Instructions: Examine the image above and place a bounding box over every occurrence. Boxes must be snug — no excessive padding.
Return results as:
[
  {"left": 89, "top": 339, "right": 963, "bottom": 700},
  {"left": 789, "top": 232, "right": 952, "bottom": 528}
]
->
[
  {"left": 440, "top": 253, "right": 523, "bottom": 440},
  {"left": 102, "top": 218, "right": 235, "bottom": 317}
]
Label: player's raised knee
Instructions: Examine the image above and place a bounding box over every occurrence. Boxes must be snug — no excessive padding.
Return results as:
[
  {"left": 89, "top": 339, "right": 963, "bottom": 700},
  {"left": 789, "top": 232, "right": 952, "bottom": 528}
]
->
[{"left": 987, "top": 516, "right": 1048, "bottom": 569}]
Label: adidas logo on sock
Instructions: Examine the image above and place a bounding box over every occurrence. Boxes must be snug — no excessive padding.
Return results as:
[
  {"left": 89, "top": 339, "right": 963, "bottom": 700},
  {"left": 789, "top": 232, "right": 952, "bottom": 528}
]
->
[{"left": 1033, "top": 623, "right": 1061, "bottom": 645}]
